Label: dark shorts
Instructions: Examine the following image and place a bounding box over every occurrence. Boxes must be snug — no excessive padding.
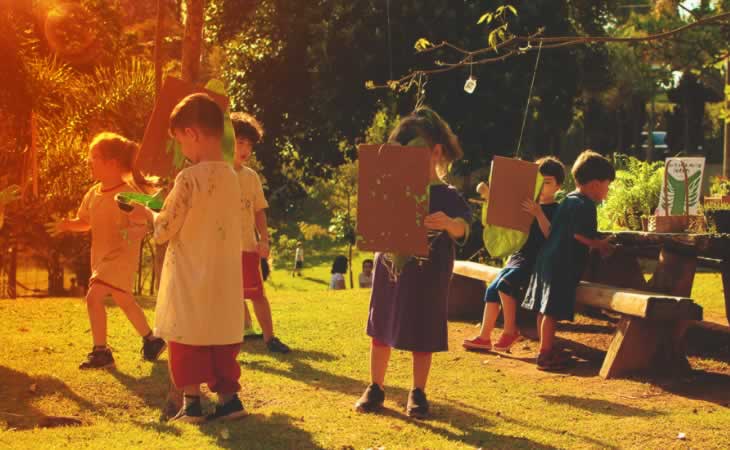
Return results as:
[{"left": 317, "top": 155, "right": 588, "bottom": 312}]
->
[
  {"left": 295, "top": 261, "right": 303, "bottom": 270},
  {"left": 484, "top": 267, "right": 531, "bottom": 303}
]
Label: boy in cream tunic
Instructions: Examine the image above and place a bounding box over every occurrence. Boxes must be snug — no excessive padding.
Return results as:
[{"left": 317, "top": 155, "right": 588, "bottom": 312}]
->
[{"left": 129, "top": 93, "right": 246, "bottom": 423}]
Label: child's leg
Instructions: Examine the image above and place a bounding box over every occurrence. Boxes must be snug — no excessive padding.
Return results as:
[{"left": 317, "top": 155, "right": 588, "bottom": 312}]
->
[
  {"left": 109, "top": 290, "right": 153, "bottom": 337},
  {"left": 539, "top": 315, "right": 557, "bottom": 354},
  {"left": 412, "top": 352, "right": 432, "bottom": 390},
  {"left": 85, "top": 283, "right": 110, "bottom": 347},
  {"left": 371, "top": 339, "right": 391, "bottom": 387},
  {"left": 478, "top": 302, "right": 500, "bottom": 340},
  {"left": 249, "top": 296, "right": 274, "bottom": 341},
  {"left": 243, "top": 301, "right": 253, "bottom": 330},
  {"left": 498, "top": 291, "right": 518, "bottom": 336}
]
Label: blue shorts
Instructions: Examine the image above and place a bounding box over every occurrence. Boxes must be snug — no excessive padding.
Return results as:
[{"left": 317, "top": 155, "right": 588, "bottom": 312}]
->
[{"left": 484, "top": 267, "right": 531, "bottom": 303}]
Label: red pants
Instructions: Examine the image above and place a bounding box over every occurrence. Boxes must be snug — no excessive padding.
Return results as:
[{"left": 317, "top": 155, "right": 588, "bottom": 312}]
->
[
  {"left": 242, "top": 251, "right": 265, "bottom": 301},
  {"left": 168, "top": 341, "right": 241, "bottom": 394}
]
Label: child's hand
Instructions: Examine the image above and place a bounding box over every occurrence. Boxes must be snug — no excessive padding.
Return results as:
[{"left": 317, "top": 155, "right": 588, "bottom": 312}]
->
[
  {"left": 521, "top": 199, "right": 540, "bottom": 217},
  {"left": 574, "top": 234, "right": 614, "bottom": 258},
  {"left": 257, "top": 241, "right": 270, "bottom": 259},
  {"left": 44, "top": 214, "right": 67, "bottom": 237},
  {"left": 126, "top": 202, "right": 153, "bottom": 225},
  {"left": 424, "top": 212, "right": 453, "bottom": 231},
  {"left": 476, "top": 182, "right": 489, "bottom": 200}
]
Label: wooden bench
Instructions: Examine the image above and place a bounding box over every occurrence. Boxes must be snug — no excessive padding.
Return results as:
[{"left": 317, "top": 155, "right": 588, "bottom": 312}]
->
[{"left": 451, "top": 260, "right": 703, "bottom": 379}]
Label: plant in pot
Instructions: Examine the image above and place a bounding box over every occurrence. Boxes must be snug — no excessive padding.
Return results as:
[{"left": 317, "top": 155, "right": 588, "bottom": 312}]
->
[
  {"left": 598, "top": 155, "right": 664, "bottom": 231},
  {"left": 705, "top": 176, "right": 730, "bottom": 207}
]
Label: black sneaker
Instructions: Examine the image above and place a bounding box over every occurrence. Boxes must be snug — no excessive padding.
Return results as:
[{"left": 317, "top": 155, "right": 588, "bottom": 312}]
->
[
  {"left": 170, "top": 401, "right": 205, "bottom": 424},
  {"left": 354, "top": 383, "right": 385, "bottom": 413},
  {"left": 206, "top": 395, "right": 248, "bottom": 422},
  {"left": 406, "top": 388, "right": 429, "bottom": 419},
  {"left": 266, "top": 336, "right": 290, "bottom": 354},
  {"left": 142, "top": 337, "right": 167, "bottom": 361},
  {"left": 79, "top": 348, "right": 115, "bottom": 370}
]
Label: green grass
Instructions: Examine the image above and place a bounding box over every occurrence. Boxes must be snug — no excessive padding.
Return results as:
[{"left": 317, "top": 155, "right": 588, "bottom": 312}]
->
[{"left": 1, "top": 260, "right": 729, "bottom": 449}]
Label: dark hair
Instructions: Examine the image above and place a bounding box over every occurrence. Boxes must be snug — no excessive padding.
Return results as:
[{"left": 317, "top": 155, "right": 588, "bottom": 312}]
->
[
  {"left": 331, "top": 255, "right": 348, "bottom": 274},
  {"left": 388, "top": 106, "right": 463, "bottom": 174},
  {"left": 571, "top": 150, "right": 616, "bottom": 186},
  {"left": 362, "top": 259, "right": 374, "bottom": 268},
  {"left": 169, "top": 93, "right": 224, "bottom": 137},
  {"left": 230, "top": 112, "right": 264, "bottom": 144},
  {"left": 536, "top": 156, "right": 566, "bottom": 185}
]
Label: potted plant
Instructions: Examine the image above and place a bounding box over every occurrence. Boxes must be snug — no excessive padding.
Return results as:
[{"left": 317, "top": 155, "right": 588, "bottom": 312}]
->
[{"left": 704, "top": 176, "right": 730, "bottom": 207}]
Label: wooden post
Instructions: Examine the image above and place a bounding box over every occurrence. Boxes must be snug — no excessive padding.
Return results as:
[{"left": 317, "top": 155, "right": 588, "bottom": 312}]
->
[
  {"left": 648, "top": 248, "right": 697, "bottom": 297},
  {"left": 722, "top": 58, "right": 730, "bottom": 178},
  {"left": 722, "top": 258, "right": 730, "bottom": 327}
]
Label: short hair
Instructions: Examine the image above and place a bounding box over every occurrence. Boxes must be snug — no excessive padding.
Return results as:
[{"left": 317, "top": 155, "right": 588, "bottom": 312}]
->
[
  {"left": 169, "top": 93, "right": 224, "bottom": 138},
  {"left": 536, "top": 156, "right": 566, "bottom": 185},
  {"left": 230, "top": 112, "right": 264, "bottom": 144},
  {"left": 362, "top": 259, "right": 374, "bottom": 268},
  {"left": 571, "top": 150, "right": 616, "bottom": 186}
]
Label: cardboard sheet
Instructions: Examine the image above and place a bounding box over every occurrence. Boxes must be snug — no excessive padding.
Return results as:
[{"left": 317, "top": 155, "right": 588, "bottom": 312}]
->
[
  {"left": 485, "top": 156, "right": 539, "bottom": 233},
  {"left": 136, "top": 76, "right": 230, "bottom": 178},
  {"left": 357, "top": 144, "right": 431, "bottom": 256}
]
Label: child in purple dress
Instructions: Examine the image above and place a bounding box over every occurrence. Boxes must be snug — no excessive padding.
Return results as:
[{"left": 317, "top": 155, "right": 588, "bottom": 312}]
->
[{"left": 354, "top": 107, "right": 471, "bottom": 419}]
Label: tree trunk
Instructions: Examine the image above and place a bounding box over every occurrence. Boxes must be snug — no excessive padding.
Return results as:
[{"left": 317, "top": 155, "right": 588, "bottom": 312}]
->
[
  {"left": 181, "top": 0, "right": 205, "bottom": 84},
  {"left": 153, "top": 0, "right": 165, "bottom": 97},
  {"left": 348, "top": 243, "right": 353, "bottom": 289},
  {"left": 47, "top": 253, "right": 65, "bottom": 296}
]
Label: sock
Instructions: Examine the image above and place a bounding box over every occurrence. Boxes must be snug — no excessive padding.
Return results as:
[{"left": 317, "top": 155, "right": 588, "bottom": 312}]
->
[
  {"left": 219, "top": 393, "right": 236, "bottom": 405},
  {"left": 93, "top": 345, "right": 107, "bottom": 352},
  {"left": 143, "top": 331, "right": 154, "bottom": 341}
]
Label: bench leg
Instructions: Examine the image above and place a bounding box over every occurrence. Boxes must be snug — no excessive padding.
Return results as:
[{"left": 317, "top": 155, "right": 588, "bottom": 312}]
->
[
  {"left": 600, "top": 317, "right": 692, "bottom": 379},
  {"left": 648, "top": 248, "right": 697, "bottom": 297},
  {"left": 600, "top": 317, "right": 657, "bottom": 379}
]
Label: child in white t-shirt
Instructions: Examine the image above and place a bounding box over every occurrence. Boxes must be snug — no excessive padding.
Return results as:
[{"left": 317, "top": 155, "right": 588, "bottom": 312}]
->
[{"left": 128, "top": 94, "right": 246, "bottom": 423}]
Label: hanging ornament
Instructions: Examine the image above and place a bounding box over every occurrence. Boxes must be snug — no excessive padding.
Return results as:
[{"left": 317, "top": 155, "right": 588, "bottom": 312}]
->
[
  {"left": 464, "top": 57, "right": 477, "bottom": 94},
  {"left": 464, "top": 76, "right": 477, "bottom": 94}
]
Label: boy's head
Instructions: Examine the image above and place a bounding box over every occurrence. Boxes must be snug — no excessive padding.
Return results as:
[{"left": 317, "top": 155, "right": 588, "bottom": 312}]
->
[
  {"left": 362, "top": 259, "right": 374, "bottom": 275},
  {"left": 572, "top": 150, "right": 615, "bottom": 202},
  {"left": 230, "top": 112, "right": 264, "bottom": 165},
  {"left": 536, "top": 156, "right": 565, "bottom": 203},
  {"left": 168, "top": 93, "right": 224, "bottom": 163}
]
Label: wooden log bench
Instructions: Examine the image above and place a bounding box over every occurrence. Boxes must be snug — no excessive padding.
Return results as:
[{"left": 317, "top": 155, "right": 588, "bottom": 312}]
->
[{"left": 451, "top": 260, "right": 703, "bottom": 379}]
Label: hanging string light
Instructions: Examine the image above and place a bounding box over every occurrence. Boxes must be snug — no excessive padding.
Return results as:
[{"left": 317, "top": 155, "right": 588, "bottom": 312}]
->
[{"left": 464, "top": 56, "right": 477, "bottom": 94}]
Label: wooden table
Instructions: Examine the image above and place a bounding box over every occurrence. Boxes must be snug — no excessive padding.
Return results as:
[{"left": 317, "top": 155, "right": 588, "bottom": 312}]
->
[{"left": 585, "top": 232, "right": 730, "bottom": 326}]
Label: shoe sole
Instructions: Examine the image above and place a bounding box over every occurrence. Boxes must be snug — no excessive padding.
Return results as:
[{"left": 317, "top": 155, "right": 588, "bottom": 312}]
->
[
  {"left": 354, "top": 403, "right": 383, "bottom": 414},
  {"left": 143, "top": 342, "right": 168, "bottom": 362},
  {"left": 406, "top": 409, "right": 429, "bottom": 419},
  {"left": 494, "top": 335, "right": 521, "bottom": 352},
  {"left": 462, "top": 342, "right": 492, "bottom": 352},
  {"left": 79, "top": 362, "right": 115, "bottom": 370},
  {"left": 170, "top": 415, "right": 206, "bottom": 424}
]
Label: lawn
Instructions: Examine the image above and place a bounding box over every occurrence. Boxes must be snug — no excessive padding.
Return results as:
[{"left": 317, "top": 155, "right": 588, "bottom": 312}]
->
[{"left": 1, "top": 261, "right": 729, "bottom": 449}]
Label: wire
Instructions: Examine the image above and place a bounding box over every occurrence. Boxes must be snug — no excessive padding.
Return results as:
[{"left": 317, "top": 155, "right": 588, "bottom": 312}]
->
[
  {"left": 515, "top": 41, "right": 542, "bottom": 158},
  {"left": 386, "top": 0, "right": 393, "bottom": 81}
]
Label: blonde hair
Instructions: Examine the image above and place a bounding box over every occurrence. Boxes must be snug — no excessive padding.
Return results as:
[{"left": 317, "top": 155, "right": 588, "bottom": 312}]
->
[{"left": 89, "top": 132, "right": 158, "bottom": 194}]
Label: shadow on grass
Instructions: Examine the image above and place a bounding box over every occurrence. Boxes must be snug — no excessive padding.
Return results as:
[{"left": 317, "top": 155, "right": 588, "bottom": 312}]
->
[
  {"left": 108, "top": 361, "right": 177, "bottom": 424},
  {"left": 239, "top": 347, "right": 612, "bottom": 449},
  {"left": 0, "top": 365, "right": 95, "bottom": 430},
  {"left": 540, "top": 394, "right": 662, "bottom": 417},
  {"left": 201, "top": 412, "right": 325, "bottom": 450}
]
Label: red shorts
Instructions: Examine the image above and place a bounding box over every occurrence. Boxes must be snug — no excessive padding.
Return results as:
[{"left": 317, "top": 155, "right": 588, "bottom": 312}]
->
[
  {"left": 242, "top": 251, "right": 265, "bottom": 301},
  {"left": 168, "top": 341, "right": 241, "bottom": 394}
]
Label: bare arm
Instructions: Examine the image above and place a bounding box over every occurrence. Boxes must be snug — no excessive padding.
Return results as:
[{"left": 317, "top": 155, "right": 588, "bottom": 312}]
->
[
  {"left": 254, "top": 209, "right": 270, "bottom": 258},
  {"left": 522, "top": 199, "right": 551, "bottom": 237}
]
